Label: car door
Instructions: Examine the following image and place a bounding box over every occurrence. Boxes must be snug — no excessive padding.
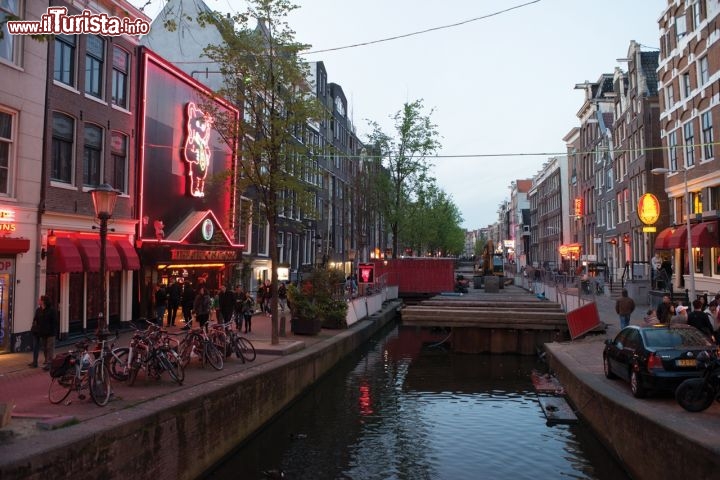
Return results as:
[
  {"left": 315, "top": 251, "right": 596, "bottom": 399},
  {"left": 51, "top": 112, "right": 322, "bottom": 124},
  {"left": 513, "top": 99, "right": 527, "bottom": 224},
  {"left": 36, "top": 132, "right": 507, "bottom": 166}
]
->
[
  {"left": 614, "top": 329, "right": 640, "bottom": 381},
  {"left": 608, "top": 329, "right": 631, "bottom": 379}
]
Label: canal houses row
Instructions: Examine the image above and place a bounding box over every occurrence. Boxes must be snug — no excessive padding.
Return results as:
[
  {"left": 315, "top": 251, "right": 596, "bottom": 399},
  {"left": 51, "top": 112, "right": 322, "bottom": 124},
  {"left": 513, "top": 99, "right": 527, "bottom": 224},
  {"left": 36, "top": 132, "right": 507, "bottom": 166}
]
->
[
  {"left": 492, "top": 1, "right": 720, "bottom": 298},
  {"left": 0, "top": 0, "right": 391, "bottom": 352}
]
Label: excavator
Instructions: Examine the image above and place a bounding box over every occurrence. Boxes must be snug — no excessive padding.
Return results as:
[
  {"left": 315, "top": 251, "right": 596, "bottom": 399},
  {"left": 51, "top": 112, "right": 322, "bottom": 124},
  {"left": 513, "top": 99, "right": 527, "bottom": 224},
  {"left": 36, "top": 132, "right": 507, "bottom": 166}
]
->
[{"left": 479, "top": 239, "right": 504, "bottom": 277}]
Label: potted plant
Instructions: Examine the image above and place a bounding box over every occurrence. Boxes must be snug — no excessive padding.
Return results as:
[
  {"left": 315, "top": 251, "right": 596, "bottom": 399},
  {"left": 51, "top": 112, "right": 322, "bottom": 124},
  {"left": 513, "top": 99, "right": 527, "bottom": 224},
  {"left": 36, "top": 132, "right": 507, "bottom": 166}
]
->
[
  {"left": 287, "top": 282, "right": 321, "bottom": 335},
  {"left": 320, "top": 299, "right": 348, "bottom": 329}
]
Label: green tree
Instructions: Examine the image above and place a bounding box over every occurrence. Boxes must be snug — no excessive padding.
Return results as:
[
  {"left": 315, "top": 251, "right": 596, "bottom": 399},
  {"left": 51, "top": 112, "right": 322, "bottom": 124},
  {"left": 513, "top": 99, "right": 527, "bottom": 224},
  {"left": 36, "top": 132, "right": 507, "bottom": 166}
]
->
[
  {"left": 366, "top": 100, "right": 441, "bottom": 258},
  {"left": 199, "top": 0, "right": 323, "bottom": 345},
  {"left": 402, "top": 183, "right": 464, "bottom": 257}
]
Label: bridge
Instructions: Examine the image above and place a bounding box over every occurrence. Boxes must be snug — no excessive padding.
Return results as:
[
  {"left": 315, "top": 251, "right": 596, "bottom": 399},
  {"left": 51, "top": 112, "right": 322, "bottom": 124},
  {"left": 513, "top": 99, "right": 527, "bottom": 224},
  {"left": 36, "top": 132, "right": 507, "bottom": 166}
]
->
[{"left": 400, "top": 284, "right": 569, "bottom": 355}]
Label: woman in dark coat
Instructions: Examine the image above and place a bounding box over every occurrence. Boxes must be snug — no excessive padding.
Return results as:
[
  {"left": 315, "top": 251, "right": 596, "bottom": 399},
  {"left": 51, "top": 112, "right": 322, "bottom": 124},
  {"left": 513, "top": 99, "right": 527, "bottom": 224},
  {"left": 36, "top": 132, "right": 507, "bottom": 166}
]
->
[{"left": 30, "top": 295, "right": 58, "bottom": 369}]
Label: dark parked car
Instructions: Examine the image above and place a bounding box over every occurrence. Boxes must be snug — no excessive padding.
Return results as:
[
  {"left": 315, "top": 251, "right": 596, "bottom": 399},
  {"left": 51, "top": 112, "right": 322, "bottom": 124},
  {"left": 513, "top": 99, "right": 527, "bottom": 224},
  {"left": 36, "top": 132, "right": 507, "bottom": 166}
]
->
[{"left": 603, "top": 324, "right": 715, "bottom": 398}]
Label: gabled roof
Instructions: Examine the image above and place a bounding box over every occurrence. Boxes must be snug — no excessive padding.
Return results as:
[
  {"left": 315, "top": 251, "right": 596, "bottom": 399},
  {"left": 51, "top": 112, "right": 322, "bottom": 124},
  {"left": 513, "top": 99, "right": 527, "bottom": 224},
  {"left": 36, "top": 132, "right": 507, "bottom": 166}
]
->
[{"left": 162, "top": 209, "right": 240, "bottom": 247}]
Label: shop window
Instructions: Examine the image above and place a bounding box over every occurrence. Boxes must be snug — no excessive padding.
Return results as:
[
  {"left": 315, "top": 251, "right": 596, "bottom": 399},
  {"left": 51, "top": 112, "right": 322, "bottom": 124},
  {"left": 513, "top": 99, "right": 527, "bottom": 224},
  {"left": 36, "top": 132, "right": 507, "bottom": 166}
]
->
[
  {"left": 695, "top": 249, "right": 703, "bottom": 274},
  {"left": 109, "top": 271, "right": 121, "bottom": 327},
  {"left": 69, "top": 272, "right": 85, "bottom": 333}
]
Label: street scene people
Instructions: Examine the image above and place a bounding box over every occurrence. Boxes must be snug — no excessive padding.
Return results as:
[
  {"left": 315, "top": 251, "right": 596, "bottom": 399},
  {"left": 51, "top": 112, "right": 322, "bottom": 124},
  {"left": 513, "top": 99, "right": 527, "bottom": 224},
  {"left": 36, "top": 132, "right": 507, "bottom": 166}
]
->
[
  {"left": 167, "top": 279, "right": 182, "bottom": 327},
  {"left": 614, "top": 289, "right": 636, "bottom": 329},
  {"left": 181, "top": 283, "right": 195, "bottom": 328},
  {"left": 687, "top": 299, "right": 714, "bottom": 337},
  {"left": 29, "top": 295, "right": 58, "bottom": 370},
  {"left": 242, "top": 290, "right": 254, "bottom": 333},
  {"left": 219, "top": 285, "right": 237, "bottom": 324},
  {"left": 655, "top": 294, "right": 673, "bottom": 324},
  {"left": 193, "top": 286, "right": 212, "bottom": 329},
  {"left": 154, "top": 281, "right": 167, "bottom": 326}
]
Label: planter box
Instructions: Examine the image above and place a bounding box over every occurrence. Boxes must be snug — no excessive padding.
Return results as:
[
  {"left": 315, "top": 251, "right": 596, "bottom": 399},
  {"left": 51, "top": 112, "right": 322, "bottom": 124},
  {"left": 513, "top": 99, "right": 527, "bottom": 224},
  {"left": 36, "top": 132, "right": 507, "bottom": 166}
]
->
[{"left": 291, "top": 317, "right": 322, "bottom": 335}]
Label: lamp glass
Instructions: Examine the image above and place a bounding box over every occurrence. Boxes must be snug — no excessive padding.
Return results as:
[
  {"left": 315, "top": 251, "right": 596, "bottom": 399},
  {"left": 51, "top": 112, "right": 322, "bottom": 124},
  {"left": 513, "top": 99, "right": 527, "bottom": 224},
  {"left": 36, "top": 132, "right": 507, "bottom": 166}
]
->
[{"left": 90, "top": 183, "right": 119, "bottom": 218}]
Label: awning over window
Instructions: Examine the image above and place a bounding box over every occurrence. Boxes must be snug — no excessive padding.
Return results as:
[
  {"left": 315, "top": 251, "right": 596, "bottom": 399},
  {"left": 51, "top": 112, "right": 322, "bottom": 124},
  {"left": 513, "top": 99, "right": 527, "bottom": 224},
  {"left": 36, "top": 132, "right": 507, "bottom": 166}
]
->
[
  {"left": 0, "top": 237, "right": 30, "bottom": 254},
  {"left": 654, "top": 227, "right": 674, "bottom": 250},
  {"left": 667, "top": 225, "right": 688, "bottom": 249},
  {"left": 114, "top": 239, "right": 140, "bottom": 270},
  {"left": 47, "top": 237, "right": 83, "bottom": 273},
  {"left": 75, "top": 238, "right": 122, "bottom": 272},
  {"left": 691, "top": 221, "right": 720, "bottom": 248}
]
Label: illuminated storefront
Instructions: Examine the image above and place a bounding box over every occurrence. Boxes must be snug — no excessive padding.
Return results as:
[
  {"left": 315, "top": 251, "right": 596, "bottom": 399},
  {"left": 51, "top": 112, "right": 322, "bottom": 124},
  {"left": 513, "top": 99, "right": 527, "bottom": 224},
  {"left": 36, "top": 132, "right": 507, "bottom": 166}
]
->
[
  {"left": 137, "top": 48, "right": 241, "bottom": 315},
  {"left": 0, "top": 208, "right": 31, "bottom": 352}
]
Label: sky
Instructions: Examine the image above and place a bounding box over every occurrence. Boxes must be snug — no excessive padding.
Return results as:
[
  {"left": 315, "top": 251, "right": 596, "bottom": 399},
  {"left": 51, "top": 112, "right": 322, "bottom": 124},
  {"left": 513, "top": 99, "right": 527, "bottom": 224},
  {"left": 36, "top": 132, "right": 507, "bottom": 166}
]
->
[{"left": 130, "top": 0, "right": 667, "bottom": 229}]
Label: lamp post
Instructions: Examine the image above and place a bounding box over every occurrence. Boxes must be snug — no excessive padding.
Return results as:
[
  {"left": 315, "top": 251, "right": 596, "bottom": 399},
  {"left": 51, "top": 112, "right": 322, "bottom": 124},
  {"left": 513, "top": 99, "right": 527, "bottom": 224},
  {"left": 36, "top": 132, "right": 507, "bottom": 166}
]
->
[
  {"left": 90, "top": 183, "right": 119, "bottom": 334},
  {"left": 651, "top": 167, "right": 695, "bottom": 302}
]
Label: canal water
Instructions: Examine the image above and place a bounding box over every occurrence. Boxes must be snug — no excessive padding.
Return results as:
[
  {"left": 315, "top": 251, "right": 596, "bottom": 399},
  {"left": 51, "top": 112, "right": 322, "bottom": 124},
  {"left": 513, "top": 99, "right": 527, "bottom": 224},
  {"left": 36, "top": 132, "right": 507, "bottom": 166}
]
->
[{"left": 206, "top": 323, "right": 630, "bottom": 480}]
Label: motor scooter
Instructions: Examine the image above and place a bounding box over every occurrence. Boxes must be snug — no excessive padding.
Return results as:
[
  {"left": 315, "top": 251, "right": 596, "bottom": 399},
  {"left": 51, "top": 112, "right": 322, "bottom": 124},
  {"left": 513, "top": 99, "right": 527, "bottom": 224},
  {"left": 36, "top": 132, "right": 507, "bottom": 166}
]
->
[{"left": 675, "top": 350, "right": 720, "bottom": 412}]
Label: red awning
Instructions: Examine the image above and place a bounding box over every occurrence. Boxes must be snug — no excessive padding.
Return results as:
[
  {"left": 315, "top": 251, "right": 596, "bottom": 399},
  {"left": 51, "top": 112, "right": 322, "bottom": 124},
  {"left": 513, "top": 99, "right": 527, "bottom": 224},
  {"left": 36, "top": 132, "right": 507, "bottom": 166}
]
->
[
  {"left": 667, "top": 225, "right": 688, "bottom": 249},
  {"left": 47, "top": 237, "right": 83, "bottom": 273},
  {"left": 0, "top": 237, "right": 30, "bottom": 254},
  {"left": 691, "top": 221, "right": 720, "bottom": 248},
  {"left": 75, "top": 238, "right": 122, "bottom": 272},
  {"left": 114, "top": 239, "right": 140, "bottom": 270},
  {"left": 654, "top": 227, "right": 674, "bottom": 250}
]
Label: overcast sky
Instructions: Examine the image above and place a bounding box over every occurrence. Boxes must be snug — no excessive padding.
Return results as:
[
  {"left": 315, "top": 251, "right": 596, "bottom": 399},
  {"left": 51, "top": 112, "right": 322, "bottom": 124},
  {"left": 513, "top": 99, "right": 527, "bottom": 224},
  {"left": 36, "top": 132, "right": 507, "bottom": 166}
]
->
[{"left": 132, "top": 0, "right": 667, "bottom": 229}]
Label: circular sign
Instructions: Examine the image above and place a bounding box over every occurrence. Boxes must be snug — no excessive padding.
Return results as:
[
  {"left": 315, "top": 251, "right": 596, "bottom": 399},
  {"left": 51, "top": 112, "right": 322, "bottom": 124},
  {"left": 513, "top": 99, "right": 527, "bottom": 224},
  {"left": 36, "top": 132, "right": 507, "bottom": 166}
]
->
[
  {"left": 637, "top": 193, "right": 660, "bottom": 225},
  {"left": 201, "top": 218, "right": 214, "bottom": 241}
]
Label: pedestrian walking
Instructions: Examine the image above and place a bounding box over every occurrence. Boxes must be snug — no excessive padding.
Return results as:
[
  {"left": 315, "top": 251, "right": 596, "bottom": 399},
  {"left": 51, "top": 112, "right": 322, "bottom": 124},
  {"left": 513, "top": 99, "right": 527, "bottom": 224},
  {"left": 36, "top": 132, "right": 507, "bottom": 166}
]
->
[
  {"left": 193, "top": 286, "right": 212, "bottom": 329},
  {"left": 687, "top": 299, "right": 714, "bottom": 337},
  {"left": 615, "top": 289, "right": 636, "bottom": 329},
  {"left": 656, "top": 294, "right": 673, "bottom": 324},
  {"left": 167, "top": 279, "right": 182, "bottom": 326},
  {"left": 242, "top": 290, "right": 255, "bottom": 333},
  {"left": 278, "top": 281, "right": 288, "bottom": 314},
  {"left": 154, "top": 281, "right": 168, "bottom": 326},
  {"left": 219, "top": 285, "right": 236, "bottom": 324},
  {"left": 181, "top": 283, "right": 195, "bottom": 329},
  {"left": 29, "top": 295, "right": 58, "bottom": 370}
]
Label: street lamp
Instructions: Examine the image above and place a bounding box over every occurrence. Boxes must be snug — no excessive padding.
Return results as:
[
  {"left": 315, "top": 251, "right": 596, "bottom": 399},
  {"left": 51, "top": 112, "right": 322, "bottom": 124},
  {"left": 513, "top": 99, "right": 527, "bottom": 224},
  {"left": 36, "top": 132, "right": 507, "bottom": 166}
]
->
[
  {"left": 90, "top": 183, "right": 119, "bottom": 334},
  {"left": 651, "top": 167, "right": 695, "bottom": 303}
]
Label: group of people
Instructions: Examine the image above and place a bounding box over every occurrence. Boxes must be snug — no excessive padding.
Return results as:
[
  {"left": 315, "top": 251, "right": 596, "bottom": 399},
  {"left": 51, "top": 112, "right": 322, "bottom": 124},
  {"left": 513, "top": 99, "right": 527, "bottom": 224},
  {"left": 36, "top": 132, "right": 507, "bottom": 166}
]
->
[
  {"left": 152, "top": 279, "right": 292, "bottom": 334},
  {"left": 618, "top": 290, "right": 720, "bottom": 342}
]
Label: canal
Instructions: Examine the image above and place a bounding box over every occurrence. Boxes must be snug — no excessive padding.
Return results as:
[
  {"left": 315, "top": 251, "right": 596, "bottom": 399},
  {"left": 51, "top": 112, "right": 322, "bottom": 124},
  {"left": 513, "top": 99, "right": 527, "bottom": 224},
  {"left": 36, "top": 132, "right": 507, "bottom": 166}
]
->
[{"left": 206, "top": 323, "right": 630, "bottom": 479}]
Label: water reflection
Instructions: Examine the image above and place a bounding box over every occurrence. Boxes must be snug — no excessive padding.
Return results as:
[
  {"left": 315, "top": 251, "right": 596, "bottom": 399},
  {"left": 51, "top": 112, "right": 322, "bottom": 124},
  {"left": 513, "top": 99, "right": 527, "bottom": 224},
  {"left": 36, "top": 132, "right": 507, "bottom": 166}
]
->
[{"left": 207, "top": 325, "right": 629, "bottom": 480}]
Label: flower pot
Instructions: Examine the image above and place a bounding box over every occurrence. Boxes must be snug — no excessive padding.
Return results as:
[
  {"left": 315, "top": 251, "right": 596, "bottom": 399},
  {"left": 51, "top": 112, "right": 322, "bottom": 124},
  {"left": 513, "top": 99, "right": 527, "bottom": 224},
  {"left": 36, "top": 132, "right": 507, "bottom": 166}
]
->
[{"left": 291, "top": 316, "right": 321, "bottom": 335}]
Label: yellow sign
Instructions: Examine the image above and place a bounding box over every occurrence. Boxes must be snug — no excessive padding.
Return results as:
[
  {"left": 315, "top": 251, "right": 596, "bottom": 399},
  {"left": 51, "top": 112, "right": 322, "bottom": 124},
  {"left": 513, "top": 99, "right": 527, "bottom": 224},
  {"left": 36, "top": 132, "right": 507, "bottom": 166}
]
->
[
  {"left": 642, "top": 226, "right": 657, "bottom": 233},
  {"left": 637, "top": 193, "right": 660, "bottom": 225}
]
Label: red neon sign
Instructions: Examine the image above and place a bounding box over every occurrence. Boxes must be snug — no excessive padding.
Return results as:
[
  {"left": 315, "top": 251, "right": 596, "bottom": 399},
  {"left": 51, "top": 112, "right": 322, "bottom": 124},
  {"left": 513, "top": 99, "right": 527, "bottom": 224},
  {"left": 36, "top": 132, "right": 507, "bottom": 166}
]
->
[
  {"left": 183, "top": 102, "right": 214, "bottom": 198},
  {"left": 574, "top": 198, "right": 584, "bottom": 217}
]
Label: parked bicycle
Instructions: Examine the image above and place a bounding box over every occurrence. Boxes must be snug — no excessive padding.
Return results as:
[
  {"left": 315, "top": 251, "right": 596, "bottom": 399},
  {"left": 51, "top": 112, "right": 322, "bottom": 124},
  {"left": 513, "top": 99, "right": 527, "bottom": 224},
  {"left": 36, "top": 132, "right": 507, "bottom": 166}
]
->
[
  {"left": 209, "top": 321, "right": 256, "bottom": 363},
  {"left": 178, "top": 324, "right": 224, "bottom": 370},
  {"left": 125, "top": 322, "right": 184, "bottom": 386},
  {"left": 48, "top": 338, "right": 112, "bottom": 406}
]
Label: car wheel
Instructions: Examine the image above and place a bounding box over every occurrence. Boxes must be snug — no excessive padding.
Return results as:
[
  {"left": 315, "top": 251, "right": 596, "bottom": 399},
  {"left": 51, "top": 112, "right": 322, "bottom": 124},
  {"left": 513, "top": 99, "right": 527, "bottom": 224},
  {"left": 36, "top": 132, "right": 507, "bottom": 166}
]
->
[
  {"left": 630, "top": 369, "right": 647, "bottom": 398},
  {"left": 603, "top": 355, "right": 618, "bottom": 379}
]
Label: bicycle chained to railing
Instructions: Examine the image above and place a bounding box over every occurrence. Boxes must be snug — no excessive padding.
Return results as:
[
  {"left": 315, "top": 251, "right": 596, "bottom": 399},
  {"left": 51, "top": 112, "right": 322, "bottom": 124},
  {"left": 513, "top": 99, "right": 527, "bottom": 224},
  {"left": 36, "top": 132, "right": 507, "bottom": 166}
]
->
[
  {"left": 48, "top": 335, "right": 112, "bottom": 406},
  {"left": 178, "top": 322, "right": 224, "bottom": 371},
  {"left": 207, "top": 320, "right": 257, "bottom": 364},
  {"left": 107, "top": 319, "right": 184, "bottom": 386}
]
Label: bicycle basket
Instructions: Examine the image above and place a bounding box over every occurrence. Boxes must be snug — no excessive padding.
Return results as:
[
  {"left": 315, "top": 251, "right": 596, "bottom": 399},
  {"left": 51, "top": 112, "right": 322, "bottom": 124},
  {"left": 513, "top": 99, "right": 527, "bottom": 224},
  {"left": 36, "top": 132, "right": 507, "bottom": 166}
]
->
[{"left": 49, "top": 353, "right": 74, "bottom": 378}]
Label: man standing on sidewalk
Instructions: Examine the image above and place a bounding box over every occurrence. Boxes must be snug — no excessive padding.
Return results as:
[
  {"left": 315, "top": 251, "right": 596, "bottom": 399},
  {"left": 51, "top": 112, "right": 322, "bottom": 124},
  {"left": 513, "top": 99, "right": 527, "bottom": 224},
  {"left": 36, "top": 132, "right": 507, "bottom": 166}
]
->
[{"left": 615, "top": 289, "right": 636, "bottom": 329}]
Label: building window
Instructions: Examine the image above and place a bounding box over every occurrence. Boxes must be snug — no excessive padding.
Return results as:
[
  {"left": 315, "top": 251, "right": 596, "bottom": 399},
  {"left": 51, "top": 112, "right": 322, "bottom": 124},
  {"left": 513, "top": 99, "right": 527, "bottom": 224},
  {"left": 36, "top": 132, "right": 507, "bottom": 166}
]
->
[
  {"left": 84, "top": 36, "right": 105, "bottom": 98},
  {"left": 668, "top": 131, "right": 678, "bottom": 171},
  {"left": 666, "top": 84, "right": 675, "bottom": 109},
  {"left": 51, "top": 112, "right": 74, "bottom": 183},
  {"left": 701, "top": 111, "right": 714, "bottom": 161},
  {"left": 54, "top": 35, "right": 76, "bottom": 86},
  {"left": 709, "top": 185, "right": 720, "bottom": 211},
  {"left": 83, "top": 124, "right": 103, "bottom": 186},
  {"left": 0, "top": 109, "right": 14, "bottom": 195},
  {"left": 676, "top": 14, "right": 687, "bottom": 39},
  {"left": 684, "top": 122, "right": 695, "bottom": 167},
  {"left": 111, "top": 47, "right": 129, "bottom": 108},
  {"left": 111, "top": 132, "right": 127, "bottom": 193},
  {"left": 699, "top": 56, "right": 709, "bottom": 85},
  {"left": 693, "top": 1, "right": 702, "bottom": 29},
  {"left": 0, "top": 0, "right": 20, "bottom": 64},
  {"left": 681, "top": 73, "right": 691, "bottom": 99}
]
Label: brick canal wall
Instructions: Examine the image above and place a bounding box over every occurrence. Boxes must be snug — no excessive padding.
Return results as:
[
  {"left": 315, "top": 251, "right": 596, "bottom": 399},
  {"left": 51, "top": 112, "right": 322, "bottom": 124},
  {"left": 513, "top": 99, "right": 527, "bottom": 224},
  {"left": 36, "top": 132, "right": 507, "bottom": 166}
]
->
[
  {"left": 546, "top": 342, "right": 720, "bottom": 480},
  {"left": 0, "top": 304, "right": 400, "bottom": 480}
]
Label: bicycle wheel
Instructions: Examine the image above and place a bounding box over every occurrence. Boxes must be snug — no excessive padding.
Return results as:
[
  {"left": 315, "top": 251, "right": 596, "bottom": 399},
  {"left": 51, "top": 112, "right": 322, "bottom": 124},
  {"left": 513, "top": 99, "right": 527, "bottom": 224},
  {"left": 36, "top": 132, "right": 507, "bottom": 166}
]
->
[
  {"left": 159, "top": 351, "right": 184, "bottom": 385},
  {"left": 167, "top": 349, "right": 185, "bottom": 384},
  {"left": 89, "top": 361, "right": 112, "bottom": 407},
  {"left": 204, "top": 341, "right": 224, "bottom": 370},
  {"left": 236, "top": 336, "right": 256, "bottom": 363},
  {"left": 179, "top": 333, "right": 200, "bottom": 368},
  {"left": 48, "top": 374, "right": 74, "bottom": 404},
  {"left": 108, "top": 347, "right": 130, "bottom": 381}
]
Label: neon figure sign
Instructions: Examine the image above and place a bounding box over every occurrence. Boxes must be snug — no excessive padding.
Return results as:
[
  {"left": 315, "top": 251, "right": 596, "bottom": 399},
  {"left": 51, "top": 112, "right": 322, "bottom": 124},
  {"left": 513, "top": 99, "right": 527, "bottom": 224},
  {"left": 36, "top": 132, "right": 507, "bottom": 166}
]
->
[{"left": 183, "top": 102, "right": 213, "bottom": 197}]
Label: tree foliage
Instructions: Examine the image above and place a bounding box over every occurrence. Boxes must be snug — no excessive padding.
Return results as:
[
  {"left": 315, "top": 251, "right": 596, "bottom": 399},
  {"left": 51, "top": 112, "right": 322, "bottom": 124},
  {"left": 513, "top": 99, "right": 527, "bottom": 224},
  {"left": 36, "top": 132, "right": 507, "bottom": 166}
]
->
[
  {"left": 198, "top": 0, "right": 323, "bottom": 344},
  {"left": 366, "top": 100, "right": 441, "bottom": 258},
  {"left": 402, "top": 183, "right": 464, "bottom": 256}
]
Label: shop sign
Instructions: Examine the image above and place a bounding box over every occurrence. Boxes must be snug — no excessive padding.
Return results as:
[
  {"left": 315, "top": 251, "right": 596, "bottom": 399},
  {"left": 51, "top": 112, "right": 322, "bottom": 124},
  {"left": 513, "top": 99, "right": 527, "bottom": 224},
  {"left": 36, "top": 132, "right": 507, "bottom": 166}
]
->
[
  {"left": 637, "top": 193, "right": 660, "bottom": 225},
  {"left": 574, "top": 198, "right": 583, "bottom": 217},
  {"left": 170, "top": 249, "right": 238, "bottom": 261},
  {"left": 183, "top": 102, "right": 214, "bottom": 198},
  {"left": 358, "top": 263, "right": 375, "bottom": 283},
  {"left": 0, "top": 209, "right": 17, "bottom": 233}
]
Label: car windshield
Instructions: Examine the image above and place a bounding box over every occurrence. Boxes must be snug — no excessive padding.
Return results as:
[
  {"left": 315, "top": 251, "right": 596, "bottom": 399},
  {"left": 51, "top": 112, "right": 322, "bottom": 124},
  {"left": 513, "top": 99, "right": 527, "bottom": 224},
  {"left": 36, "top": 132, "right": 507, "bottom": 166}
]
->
[{"left": 643, "top": 327, "right": 713, "bottom": 348}]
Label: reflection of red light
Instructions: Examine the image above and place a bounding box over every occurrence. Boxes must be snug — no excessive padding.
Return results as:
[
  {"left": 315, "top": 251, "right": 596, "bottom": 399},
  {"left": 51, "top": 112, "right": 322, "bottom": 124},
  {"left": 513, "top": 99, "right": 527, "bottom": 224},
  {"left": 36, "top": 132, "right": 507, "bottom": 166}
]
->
[{"left": 359, "top": 383, "right": 373, "bottom": 416}]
